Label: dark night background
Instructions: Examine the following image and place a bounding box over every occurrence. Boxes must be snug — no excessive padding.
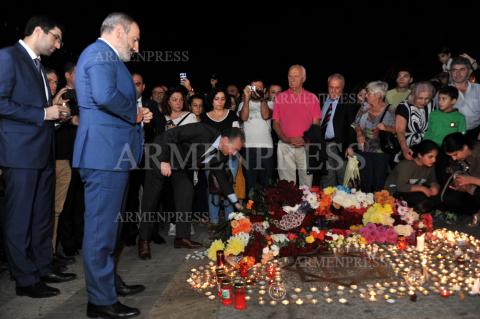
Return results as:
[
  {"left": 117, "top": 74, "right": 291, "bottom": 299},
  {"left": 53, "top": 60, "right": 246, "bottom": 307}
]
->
[{"left": 1, "top": 0, "right": 479, "bottom": 94}]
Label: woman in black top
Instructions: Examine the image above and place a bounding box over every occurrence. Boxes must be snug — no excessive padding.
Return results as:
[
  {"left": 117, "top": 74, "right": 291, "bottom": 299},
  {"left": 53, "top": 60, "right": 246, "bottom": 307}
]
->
[{"left": 200, "top": 88, "right": 241, "bottom": 225}]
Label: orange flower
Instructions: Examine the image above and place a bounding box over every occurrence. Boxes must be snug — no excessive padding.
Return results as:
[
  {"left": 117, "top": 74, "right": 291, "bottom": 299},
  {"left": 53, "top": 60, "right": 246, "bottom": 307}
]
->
[
  {"left": 231, "top": 220, "right": 239, "bottom": 228},
  {"left": 300, "top": 228, "right": 307, "bottom": 235},
  {"left": 232, "top": 218, "right": 252, "bottom": 235},
  {"left": 374, "top": 190, "right": 395, "bottom": 207},
  {"left": 246, "top": 200, "right": 254, "bottom": 210}
]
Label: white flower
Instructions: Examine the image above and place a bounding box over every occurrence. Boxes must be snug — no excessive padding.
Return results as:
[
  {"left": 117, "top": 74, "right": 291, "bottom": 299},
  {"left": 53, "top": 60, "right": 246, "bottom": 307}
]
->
[
  {"left": 283, "top": 204, "right": 301, "bottom": 214},
  {"left": 271, "top": 234, "right": 289, "bottom": 243},
  {"left": 271, "top": 245, "right": 280, "bottom": 256},
  {"left": 312, "top": 226, "right": 320, "bottom": 233},
  {"left": 262, "top": 247, "right": 270, "bottom": 255},
  {"left": 394, "top": 224, "right": 414, "bottom": 237},
  {"left": 262, "top": 221, "right": 270, "bottom": 230},
  {"left": 228, "top": 212, "right": 245, "bottom": 221},
  {"left": 233, "top": 233, "right": 250, "bottom": 246},
  {"left": 306, "top": 193, "right": 320, "bottom": 209}
]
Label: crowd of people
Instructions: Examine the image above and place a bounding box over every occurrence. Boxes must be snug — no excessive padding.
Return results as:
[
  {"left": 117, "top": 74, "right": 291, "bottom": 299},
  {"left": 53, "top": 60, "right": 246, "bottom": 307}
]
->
[{"left": 1, "top": 11, "right": 480, "bottom": 319}]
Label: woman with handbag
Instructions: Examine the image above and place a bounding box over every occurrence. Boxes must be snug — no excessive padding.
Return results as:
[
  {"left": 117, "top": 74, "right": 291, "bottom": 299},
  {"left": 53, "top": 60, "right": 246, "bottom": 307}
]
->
[
  {"left": 351, "top": 81, "right": 396, "bottom": 192},
  {"left": 395, "top": 81, "right": 435, "bottom": 160},
  {"left": 201, "top": 88, "right": 241, "bottom": 227},
  {"left": 385, "top": 139, "right": 441, "bottom": 213}
]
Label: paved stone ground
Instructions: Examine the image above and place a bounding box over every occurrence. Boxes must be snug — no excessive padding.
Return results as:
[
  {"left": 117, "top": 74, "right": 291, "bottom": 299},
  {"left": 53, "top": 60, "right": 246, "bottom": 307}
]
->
[{"left": 1, "top": 216, "right": 480, "bottom": 319}]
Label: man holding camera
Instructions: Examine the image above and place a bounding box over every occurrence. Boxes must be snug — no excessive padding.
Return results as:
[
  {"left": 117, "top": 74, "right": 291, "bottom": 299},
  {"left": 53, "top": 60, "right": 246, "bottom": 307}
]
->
[{"left": 238, "top": 80, "right": 274, "bottom": 195}]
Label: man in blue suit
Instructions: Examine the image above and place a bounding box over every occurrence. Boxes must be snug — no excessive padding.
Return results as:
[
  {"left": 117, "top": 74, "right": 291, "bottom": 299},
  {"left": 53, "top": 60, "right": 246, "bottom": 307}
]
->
[
  {"left": 0, "top": 15, "right": 76, "bottom": 299},
  {"left": 73, "top": 12, "right": 152, "bottom": 318}
]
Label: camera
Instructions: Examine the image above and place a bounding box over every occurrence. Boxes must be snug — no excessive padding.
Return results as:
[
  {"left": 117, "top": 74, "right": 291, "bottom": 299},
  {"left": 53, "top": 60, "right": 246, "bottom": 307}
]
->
[{"left": 248, "top": 85, "right": 256, "bottom": 92}]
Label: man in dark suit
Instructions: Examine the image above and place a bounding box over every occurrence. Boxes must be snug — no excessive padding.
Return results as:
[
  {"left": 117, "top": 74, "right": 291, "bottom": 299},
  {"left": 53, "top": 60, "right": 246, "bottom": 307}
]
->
[
  {"left": 138, "top": 123, "right": 244, "bottom": 257},
  {"left": 0, "top": 16, "right": 76, "bottom": 298},
  {"left": 317, "top": 73, "right": 359, "bottom": 187},
  {"left": 73, "top": 13, "right": 152, "bottom": 318}
]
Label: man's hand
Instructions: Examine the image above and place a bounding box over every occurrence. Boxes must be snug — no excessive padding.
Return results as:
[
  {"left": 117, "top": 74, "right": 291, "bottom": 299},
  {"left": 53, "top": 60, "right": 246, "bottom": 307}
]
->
[
  {"left": 45, "top": 104, "right": 69, "bottom": 121},
  {"left": 140, "top": 107, "right": 153, "bottom": 123},
  {"left": 160, "top": 162, "right": 171, "bottom": 177},
  {"left": 454, "top": 175, "right": 478, "bottom": 187},
  {"left": 243, "top": 86, "right": 252, "bottom": 100},
  {"left": 52, "top": 87, "right": 69, "bottom": 105},
  {"left": 290, "top": 137, "right": 305, "bottom": 147}
]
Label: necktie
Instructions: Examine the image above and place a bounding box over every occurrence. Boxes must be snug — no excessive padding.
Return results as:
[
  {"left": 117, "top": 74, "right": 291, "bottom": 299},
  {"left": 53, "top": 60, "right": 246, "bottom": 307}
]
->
[
  {"left": 33, "top": 58, "right": 42, "bottom": 74},
  {"left": 320, "top": 103, "right": 333, "bottom": 137}
]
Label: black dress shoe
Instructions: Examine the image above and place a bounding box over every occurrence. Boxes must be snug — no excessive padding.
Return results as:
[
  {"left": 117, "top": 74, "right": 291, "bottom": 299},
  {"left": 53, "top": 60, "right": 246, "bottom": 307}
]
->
[
  {"left": 116, "top": 281, "right": 145, "bottom": 297},
  {"left": 151, "top": 233, "right": 166, "bottom": 245},
  {"left": 41, "top": 271, "right": 77, "bottom": 283},
  {"left": 173, "top": 238, "right": 203, "bottom": 249},
  {"left": 87, "top": 301, "right": 140, "bottom": 318},
  {"left": 16, "top": 282, "right": 60, "bottom": 298}
]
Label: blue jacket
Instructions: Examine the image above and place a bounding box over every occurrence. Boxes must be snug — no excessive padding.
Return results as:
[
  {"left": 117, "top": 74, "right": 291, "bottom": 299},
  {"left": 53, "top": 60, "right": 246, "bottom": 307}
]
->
[
  {"left": 73, "top": 39, "right": 143, "bottom": 171},
  {"left": 0, "top": 42, "right": 54, "bottom": 169}
]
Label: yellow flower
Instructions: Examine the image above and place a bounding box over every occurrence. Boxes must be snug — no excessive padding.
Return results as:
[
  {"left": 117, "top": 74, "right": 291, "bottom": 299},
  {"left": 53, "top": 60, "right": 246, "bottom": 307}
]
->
[
  {"left": 362, "top": 203, "right": 394, "bottom": 226},
  {"left": 305, "top": 235, "right": 315, "bottom": 244},
  {"left": 359, "top": 237, "right": 368, "bottom": 245},
  {"left": 225, "top": 237, "right": 246, "bottom": 256},
  {"left": 207, "top": 239, "right": 225, "bottom": 261},
  {"left": 323, "top": 187, "right": 336, "bottom": 196}
]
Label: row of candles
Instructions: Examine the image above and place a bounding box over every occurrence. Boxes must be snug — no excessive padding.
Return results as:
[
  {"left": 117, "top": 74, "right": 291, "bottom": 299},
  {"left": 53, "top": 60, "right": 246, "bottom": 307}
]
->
[{"left": 187, "top": 229, "right": 480, "bottom": 307}]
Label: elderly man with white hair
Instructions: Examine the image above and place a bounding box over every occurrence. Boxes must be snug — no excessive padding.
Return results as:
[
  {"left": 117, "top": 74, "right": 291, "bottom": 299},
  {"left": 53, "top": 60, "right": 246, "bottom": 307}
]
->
[{"left": 272, "top": 65, "right": 321, "bottom": 187}]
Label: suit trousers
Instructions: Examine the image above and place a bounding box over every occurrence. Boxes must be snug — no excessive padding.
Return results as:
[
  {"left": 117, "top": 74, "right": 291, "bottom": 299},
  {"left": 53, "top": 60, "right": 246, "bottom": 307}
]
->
[
  {"left": 140, "top": 169, "right": 194, "bottom": 240},
  {"left": 79, "top": 168, "right": 128, "bottom": 305},
  {"left": 2, "top": 166, "right": 54, "bottom": 287}
]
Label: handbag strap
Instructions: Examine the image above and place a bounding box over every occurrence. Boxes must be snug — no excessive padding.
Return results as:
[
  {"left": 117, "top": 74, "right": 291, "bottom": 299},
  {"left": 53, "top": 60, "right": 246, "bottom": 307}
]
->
[
  {"left": 176, "top": 112, "right": 193, "bottom": 126},
  {"left": 379, "top": 104, "right": 391, "bottom": 123}
]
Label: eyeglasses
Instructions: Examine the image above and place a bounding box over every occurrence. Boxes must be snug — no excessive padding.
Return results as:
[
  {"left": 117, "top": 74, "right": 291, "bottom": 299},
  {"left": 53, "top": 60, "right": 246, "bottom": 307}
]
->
[{"left": 48, "top": 31, "right": 64, "bottom": 48}]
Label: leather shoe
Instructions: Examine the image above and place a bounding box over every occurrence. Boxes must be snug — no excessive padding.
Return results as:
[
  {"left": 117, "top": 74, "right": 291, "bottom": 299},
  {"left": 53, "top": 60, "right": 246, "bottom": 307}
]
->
[
  {"left": 138, "top": 239, "right": 151, "bottom": 260},
  {"left": 87, "top": 301, "right": 140, "bottom": 318},
  {"left": 116, "top": 281, "right": 145, "bottom": 297},
  {"left": 174, "top": 238, "right": 203, "bottom": 249},
  {"left": 16, "top": 281, "right": 60, "bottom": 298},
  {"left": 41, "top": 271, "right": 77, "bottom": 283}
]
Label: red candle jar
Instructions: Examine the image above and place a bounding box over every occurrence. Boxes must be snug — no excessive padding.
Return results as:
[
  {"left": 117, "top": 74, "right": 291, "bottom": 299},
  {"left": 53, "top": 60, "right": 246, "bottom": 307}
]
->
[
  {"left": 221, "top": 280, "right": 233, "bottom": 306},
  {"left": 216, "top": 250, "right": 225, "bottom": 268},
  {"left": 397, "top": 235, "right": 407, "bottom": 250},
  {"left": 234, "top": 281, "right": 247, "bottom": 310},
  {"left": 267, "top": 264, "right": 276, "bottom": 279}
]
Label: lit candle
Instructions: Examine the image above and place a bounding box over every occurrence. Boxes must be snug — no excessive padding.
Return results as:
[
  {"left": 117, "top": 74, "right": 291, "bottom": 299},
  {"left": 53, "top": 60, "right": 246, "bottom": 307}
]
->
[{"left": 416, "top": 234, "right": 425, "bottom": 252}]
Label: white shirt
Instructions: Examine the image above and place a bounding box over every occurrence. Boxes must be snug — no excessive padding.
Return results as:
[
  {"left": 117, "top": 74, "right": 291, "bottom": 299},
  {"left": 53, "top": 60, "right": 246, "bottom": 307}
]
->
[
  {"left": 454, "top": 82, "right": 480, "bottom": 130},
  {"left": 18, "top": 40, "right": 49, "bottom": 102},
  {"left": 165, "top": 112, "right": 198, "bottom": 129},
  {"left": 237, "top": 100, "right": 273, "bottom": 148}
]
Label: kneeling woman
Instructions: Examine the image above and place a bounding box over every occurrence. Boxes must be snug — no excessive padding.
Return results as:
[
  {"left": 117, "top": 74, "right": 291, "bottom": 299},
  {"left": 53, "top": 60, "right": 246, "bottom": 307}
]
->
[
  {"left": 442, "top": 132, "right": 480, "bottom": 226},
  {"left": 385, "top": 139, "right": 440, "bottom": 212}
]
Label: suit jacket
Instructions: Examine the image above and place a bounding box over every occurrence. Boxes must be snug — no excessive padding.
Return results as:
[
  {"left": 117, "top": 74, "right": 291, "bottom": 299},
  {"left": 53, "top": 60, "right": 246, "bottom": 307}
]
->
[
  {"left": 72, "top": 39, "right": 143, "bottom": 171},
  {"left": 142, "top": 97, "right": 165, "bottom": 143},
  {"left": 0, "top": 42, "right": 54, "bottom": 169},
  {"left": 324, "top": 102, "right": 360, "bottom": 151},
  {"left": 154, "top": 122, "right": 235, "bottom": 197}
]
